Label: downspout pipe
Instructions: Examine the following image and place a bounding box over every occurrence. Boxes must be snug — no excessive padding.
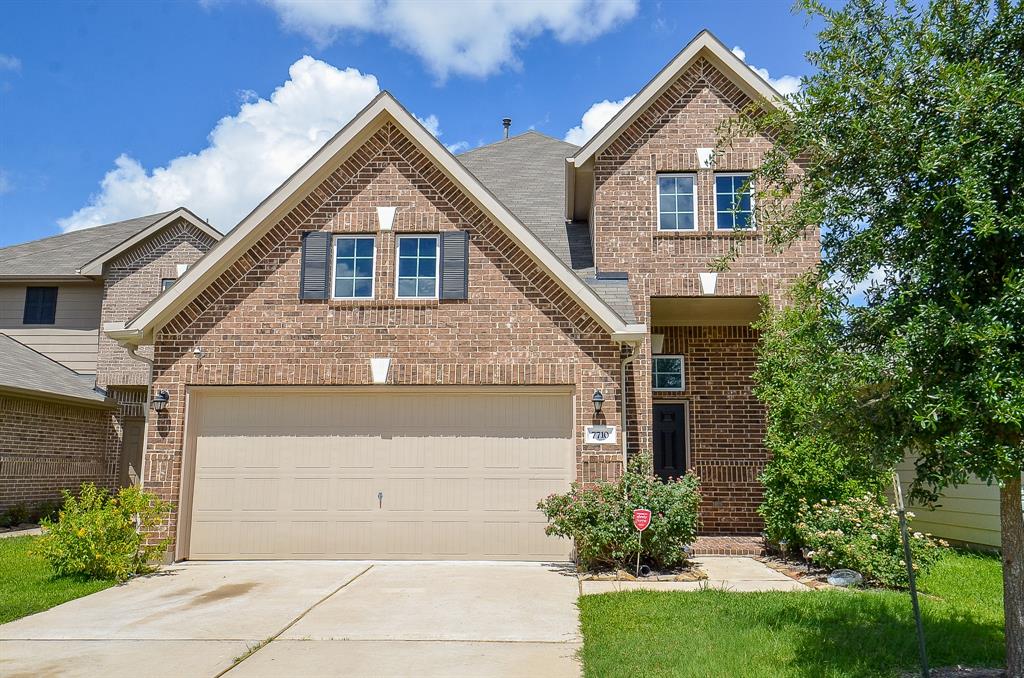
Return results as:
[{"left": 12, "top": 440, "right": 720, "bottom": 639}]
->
[
  {"left": 122, "top": 343, "right": 154, "bottom": 488},
  {"left": 619, "top": 341, "right": 640, "bottom": 477}
]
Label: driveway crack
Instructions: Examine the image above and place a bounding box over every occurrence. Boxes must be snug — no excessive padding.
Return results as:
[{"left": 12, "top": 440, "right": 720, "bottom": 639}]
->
[{"left": 215, "top": 564, "right": 374, "bottom": 677}]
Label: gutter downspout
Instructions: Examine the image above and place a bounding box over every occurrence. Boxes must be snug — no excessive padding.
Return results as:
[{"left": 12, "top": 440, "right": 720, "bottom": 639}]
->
[
  {"left": 122, "top": 343, "right": 154, "bottom": 489},
  {"left": 619, "top": 341, "right": 640, "bottom": 477}
]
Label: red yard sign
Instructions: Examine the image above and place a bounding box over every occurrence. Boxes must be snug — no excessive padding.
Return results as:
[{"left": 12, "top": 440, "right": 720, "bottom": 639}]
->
[{"left": 632, "top": 509, "right": 652, "bottom": 531}]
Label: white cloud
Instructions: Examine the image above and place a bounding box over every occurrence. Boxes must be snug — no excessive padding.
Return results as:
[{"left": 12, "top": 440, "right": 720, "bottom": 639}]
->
[
  {"left": 563, "top": 95, "right": 632, "bottom": 146},
  {"left": 264, "top": 0, "right": 638, "bottom": 79},
  {"left": 0, "top": 54, "right": 21, "bottom": 72},
  {"left": 731, "top": 46, "right": 801, "bottom": 96},
  {"left": 59, "top": 57, "right": 388, "bottom": 233}
]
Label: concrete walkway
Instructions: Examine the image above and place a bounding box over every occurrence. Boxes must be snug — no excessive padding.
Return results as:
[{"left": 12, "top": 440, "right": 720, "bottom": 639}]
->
[
  {"left": 0, "top": 561, "right": 581, "bottom": 678},
  {"left": 578, "top": 556, "right": 809, "bottom": 594}
]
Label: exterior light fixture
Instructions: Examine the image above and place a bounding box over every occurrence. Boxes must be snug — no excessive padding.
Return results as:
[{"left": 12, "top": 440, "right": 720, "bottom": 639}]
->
[
  {"left": 592, "top": 390, "right": 605, "bottom": 414},
  {"left": 151, "top": 390, "right": 170, "bottom": 412}
]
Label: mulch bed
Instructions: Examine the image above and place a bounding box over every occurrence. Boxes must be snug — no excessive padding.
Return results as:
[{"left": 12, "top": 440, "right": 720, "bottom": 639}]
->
[{"left": 578, "top": 565, "right": 708, "bottom": 582}]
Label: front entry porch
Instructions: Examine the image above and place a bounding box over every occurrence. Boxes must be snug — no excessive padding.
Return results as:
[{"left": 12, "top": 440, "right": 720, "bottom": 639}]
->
[{"left": 648, "top": 296, "right": 767, "bottom": 535}]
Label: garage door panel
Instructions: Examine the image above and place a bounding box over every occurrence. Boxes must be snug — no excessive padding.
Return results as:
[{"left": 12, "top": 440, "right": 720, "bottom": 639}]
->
[{"left": 188, "top": 389, "right": 573, "bottom": 561}]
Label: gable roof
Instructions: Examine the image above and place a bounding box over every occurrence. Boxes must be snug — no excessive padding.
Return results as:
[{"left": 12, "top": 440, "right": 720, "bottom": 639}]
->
[
  {"left": 107, "top": 92, "right": 646, "bottom": 345},
  {"left": 0, "top": 334, "right": 113, "bottom": 407},
  {"left": 570, "top": 30, "right": 786, "bottom": 169},
  {"left": 0, "top": 208, "right": 221, "bottom": 279}
]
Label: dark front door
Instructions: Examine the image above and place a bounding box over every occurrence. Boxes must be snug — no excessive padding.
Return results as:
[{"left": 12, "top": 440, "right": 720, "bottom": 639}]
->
[{"left": 653, "top": 404, "right": 687, "bottom": 481}]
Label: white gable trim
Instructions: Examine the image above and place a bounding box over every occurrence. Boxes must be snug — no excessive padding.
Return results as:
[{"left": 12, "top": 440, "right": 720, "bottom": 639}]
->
[
  {"left": 108, "top": 92, "right": 645, "bottom": 344},
  {"left": 77, "top": 208, "right": 222, "bottom": 276},
  {"left": 571, "top": 30, "right": 786, "bottom": 169}
]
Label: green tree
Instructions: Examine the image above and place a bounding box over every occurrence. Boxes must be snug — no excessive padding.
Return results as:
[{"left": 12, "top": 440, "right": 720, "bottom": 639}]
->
[{"left": 726, "top": 0, "right": 1024, "bottom": 670}]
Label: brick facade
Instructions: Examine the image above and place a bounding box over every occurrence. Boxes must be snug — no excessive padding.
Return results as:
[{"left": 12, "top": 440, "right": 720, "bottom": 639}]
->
[
  {"left": 144, "top": 121, "right": 626, "bottom": 548},
  {"left": 0, "top": 395, "right": 118, "bottom": 512},
  {"left": 591, "top": 57, "right": 819, "bottom": 533},
  {"left": 96, "top": 218, "right": 218, "bottom": 388}
]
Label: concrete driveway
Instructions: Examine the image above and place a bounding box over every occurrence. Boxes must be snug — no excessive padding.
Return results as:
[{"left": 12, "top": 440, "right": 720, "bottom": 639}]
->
[{"left": 0, "top": 561, "right": 581, "bottom": 678}]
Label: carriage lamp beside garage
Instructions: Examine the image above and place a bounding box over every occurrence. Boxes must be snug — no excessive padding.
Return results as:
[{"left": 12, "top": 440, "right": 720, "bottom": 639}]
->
[
  {"left": 592, "top": 389, "right": 605, "bottom": 414},
  {"left": 151, "top": 389, "right": 170, "bottom": 412}
]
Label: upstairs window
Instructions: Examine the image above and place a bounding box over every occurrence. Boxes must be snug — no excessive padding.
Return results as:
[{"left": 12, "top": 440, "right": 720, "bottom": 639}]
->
[
  {"left": 396, "top": 235, "right": 438, "bottom": 299},
  {"left": 715, "top": 174, "right": 754, "bottom": 230},
  {"left": 333, "top": 235, "right": 376, "bottom": 299},
  {"left": 657, "top": 174, "right": 697, "bottom": 231},
  {"left": 652, "top": 355, "right": 685, "bottom": 391},
  {"left": 23, "top": 286, "right": 58, "bottom": 325},
  {"left": 161, "top": 278, "right": 176, "bottom": 292}
]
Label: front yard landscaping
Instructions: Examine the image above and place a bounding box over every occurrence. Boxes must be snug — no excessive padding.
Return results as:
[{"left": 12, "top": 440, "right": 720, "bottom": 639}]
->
[
  {"left": 579, "top": 549, "right": 1004, "bottom": 677},
  {"left": 0, "top": 535, "right": 115, "bottom": 624}
]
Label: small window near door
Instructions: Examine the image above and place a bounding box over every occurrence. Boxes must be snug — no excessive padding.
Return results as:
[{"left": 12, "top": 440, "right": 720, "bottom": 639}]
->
[
  {"left": 161, "top": 278, "right": 176, "bottom": 292},
  {"left": 652, "top": 355, "right": 685, "bottom": 391},
  {"left": 23, "top": 286, "right": 58, "bottom": 325}
]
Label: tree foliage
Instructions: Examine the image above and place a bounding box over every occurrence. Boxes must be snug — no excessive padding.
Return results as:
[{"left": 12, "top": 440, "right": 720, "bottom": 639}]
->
[{"left": 723, "top": 0, "right": 1024, "bottom": 667}]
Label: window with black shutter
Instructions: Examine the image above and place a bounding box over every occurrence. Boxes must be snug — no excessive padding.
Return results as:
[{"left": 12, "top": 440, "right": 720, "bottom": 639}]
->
[{"left": 23, "top": 286, "right": 58, "bottom": 325}]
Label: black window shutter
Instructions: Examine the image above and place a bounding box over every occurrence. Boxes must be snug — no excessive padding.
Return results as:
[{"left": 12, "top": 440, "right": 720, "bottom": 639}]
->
[
  {"left": 299, "top": 232, "right": 331, "bottom": 300},
  {"left": 23, "top": 287, "right": 58, "bottom": 324},
  {"left": 439, "top": 230, "right": 469, "bottom": 300}
]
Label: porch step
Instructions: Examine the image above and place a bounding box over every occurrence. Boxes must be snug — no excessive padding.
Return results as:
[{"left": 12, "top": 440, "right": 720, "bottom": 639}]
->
[{"left": 692, "top": 536, "right": 765, "bottom": 557}]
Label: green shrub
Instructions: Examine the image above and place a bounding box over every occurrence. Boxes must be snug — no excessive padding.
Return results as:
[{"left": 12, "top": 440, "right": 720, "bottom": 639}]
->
[
  {"left": 795, "top": 494, "right": 947, "bottom": 588},
  {"left": 35, "top": 483, "right": 174, "bottom": 582},
  {"left": 537, "top": 453, "right": 700, "bottom": 570}
]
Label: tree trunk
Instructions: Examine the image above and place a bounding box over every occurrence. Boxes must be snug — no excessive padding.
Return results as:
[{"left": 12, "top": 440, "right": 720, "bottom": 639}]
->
[{"left": 1002, "top": 474, "right": 1024, "bottom": 677}]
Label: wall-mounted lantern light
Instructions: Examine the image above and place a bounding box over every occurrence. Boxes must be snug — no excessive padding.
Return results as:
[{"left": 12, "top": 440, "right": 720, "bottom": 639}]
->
[
  {"left": 592, "top": 390, "right": 605, "bottom": 414},
  {"left": 151, "top": 390, "right": 170, "bottom": 412}
]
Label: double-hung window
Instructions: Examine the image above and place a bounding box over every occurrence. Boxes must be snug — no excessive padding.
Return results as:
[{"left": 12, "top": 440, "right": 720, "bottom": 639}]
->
[
  {"left": 333, "top": 235, "right": 376, "bottom": 299},
  {"left": 715, "top": 173, "right": 754, "bottom": 230},
  {"left": 23, "top": 286, "right": 58, "bottom": 325},
  {"left": 396, "top": 235, "right": 438, "bottom": 299},
  {"left": 652, "top": 355, "right": 685, "bottom": 391},
  {"left": 657, "top": 174, "right": 697, "bottom": 231}
]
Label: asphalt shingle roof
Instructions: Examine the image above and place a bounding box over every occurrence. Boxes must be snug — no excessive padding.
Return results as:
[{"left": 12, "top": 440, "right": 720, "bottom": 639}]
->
[
  {"left": 457, "top": 131, "right": 636, "bottom": 323},
  {"left": 0, "top": 212, "right": 172, "bottom": 278},
  {"left": 0, "top": 334, "right": 109, "bottom": 404}
]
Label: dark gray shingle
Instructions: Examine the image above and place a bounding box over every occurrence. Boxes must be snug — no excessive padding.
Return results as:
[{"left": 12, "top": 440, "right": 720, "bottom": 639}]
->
[
  {"left": 0, "top": 212, "right": 172, "bottom": 277},
  {"left": 0, "top": 334, "right": 109, "bottom": 404}
]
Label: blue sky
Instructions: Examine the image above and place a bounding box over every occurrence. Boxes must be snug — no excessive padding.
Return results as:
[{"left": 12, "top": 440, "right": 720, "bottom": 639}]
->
[{"left": 0, "top": 0, "right": 821, "bottom": 247}]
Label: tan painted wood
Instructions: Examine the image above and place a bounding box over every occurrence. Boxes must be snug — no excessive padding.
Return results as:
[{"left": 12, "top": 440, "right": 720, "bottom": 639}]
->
[
  {"left": 187, "top": 389, "right": 574, "bottom": 561},
  {"left": 899, "top": 458, "right": 1024, "bottom": 547},
  {"left": 0, "top": 283, "right": 103, "bottom": 373}
]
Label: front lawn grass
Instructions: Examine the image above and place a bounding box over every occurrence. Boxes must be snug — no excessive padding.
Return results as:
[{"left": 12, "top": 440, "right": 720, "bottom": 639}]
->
[
  {"left": 0, "top": 535, "right": 115, "bottom": 624},
  {"left": 578, "top": 550, "right": 1004, "bottom": 677}
]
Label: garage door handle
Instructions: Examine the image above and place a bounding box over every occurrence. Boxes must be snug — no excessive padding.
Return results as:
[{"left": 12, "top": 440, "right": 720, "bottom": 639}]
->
[{"left": 378, "top": 491, "right": 383, "bottom": 508}]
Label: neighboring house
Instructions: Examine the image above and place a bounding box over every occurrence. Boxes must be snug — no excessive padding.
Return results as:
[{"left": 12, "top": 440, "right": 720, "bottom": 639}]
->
[
  {"left": 0, "top": 209, "right": 220, "bottom": 511},
  {"left": 106, "top": 30, "right": 820, "bottom": 562}
]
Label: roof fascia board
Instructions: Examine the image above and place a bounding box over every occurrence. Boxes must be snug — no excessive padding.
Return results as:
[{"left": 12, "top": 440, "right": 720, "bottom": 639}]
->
[
  {"left": 0, "top": 384, "right": 117, "bottom": 409},
  {"left": 78, "top": 208, "right": 222, "bottom": 276},
  {"left": 118, "top": 92, "right": 643, "bottom": 343},
  {"left": 572, "top": 30, "right": 784, "bottom": 169},
  {"left": 0, "top": 276, "right": 96, "bottom": 283}
]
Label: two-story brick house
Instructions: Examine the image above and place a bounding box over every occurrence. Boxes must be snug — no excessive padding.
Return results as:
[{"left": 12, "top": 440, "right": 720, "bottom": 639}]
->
[
  {"left": 105, "top": 30, "right": 818, "bottom": 561},
  {"left": 0, "top": 209, "right": 220, "bottom": 510}
]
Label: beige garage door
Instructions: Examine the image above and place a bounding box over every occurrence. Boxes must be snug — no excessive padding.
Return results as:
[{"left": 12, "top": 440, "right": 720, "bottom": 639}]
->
[{"left": 186, "top": 388, "right": 574, "bottom": 561}]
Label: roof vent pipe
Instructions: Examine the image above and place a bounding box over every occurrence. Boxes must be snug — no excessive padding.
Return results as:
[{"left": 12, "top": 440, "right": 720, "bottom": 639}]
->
[{"left": 502, "top": 117, "right": 511, "bottom": 139}]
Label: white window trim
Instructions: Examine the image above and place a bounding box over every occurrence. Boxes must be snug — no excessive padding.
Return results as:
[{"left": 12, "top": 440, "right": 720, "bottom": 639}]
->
[
  {"left": 331, "top": 234, "right": 377, "bottom": 300},
  {"left": 713, "top": 172, "right": 756, "bottom": 232},
  {"left": 395, "top": 234, "right": 440, "bottom": 300},
  {"left": 652, "top": 354, "right": 686, "bottom": 391},
  {"left": 656, "top": 173, "right": 698, "bottom": 232}
]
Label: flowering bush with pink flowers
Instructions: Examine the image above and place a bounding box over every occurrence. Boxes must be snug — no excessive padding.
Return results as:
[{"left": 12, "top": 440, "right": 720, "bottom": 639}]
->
[
  {"left": 795, "top": 494, "right": 947, "bottom": 588},
  {"left": 537, "top": 453, "right": 700, "bottom": 570}
]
